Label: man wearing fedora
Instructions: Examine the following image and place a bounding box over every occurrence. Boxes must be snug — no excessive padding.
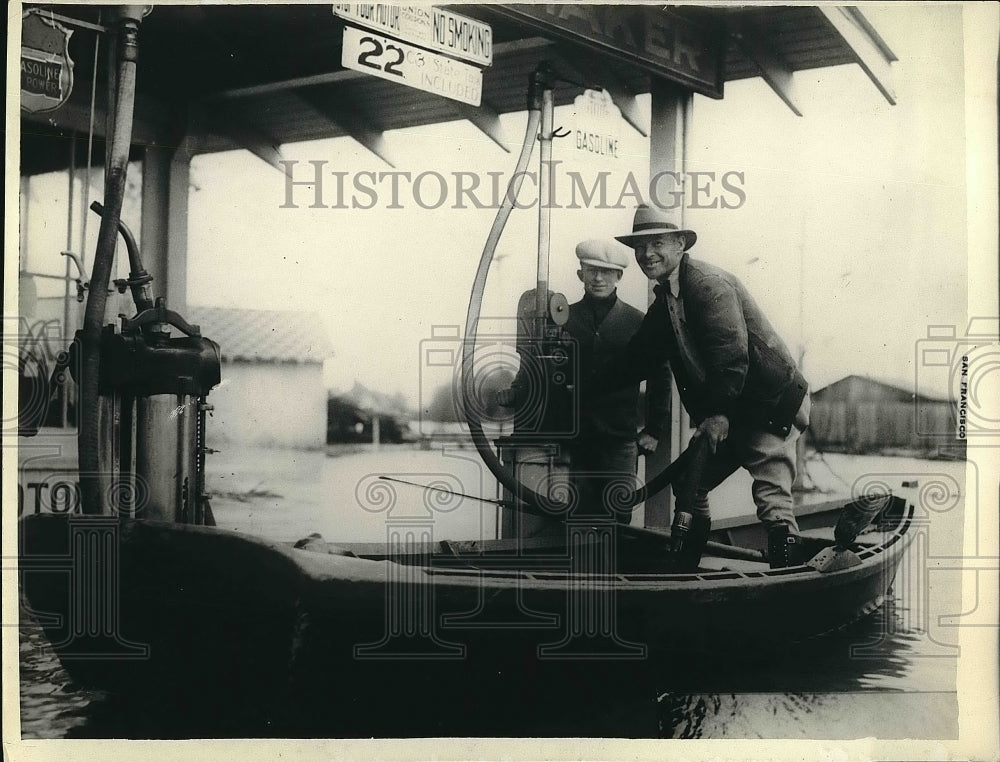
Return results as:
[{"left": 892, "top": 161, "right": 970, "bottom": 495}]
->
[
  {"left": 500, "top": 238, "right": 670, "bottom": 525},
  {"left": 603, "top": 204, "right": 810, "bottom": 569}
]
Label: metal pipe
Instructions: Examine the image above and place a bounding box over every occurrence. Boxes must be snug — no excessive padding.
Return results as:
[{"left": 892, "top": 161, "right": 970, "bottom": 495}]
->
[
  {"left": 78, "top": 9, "right": 143, "bottom": 515},
  {"left": 42, "top": 10, "right": 109, "bottom": 34},
  {"left": 91, "top": 200, "right": 154, "bottom": 313},
  {"left": 22, "top": 272, "right": 80, "bottom": 281},
  {"left": 81, "top": 10, "right": 101, "bottom": 269},
  {"left": 63, "top": 136, "right": 76, "bottom": 428},
  {"left": 535, "top": 86, "right": 553, "bottom": 325}
]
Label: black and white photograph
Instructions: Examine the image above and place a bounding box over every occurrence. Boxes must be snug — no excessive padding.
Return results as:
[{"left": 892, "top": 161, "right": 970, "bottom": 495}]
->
[{"left": 6, "top": 1, "right": 999, "bottom": 759}]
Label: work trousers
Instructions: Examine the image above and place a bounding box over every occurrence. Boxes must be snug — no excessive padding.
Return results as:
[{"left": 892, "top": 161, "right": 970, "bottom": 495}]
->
[
  {"left": 676, "top": 425, "right": 801, "bottom": 531},
  {"left": 565, "top": 436, "right": 639, "bottom": 525}
]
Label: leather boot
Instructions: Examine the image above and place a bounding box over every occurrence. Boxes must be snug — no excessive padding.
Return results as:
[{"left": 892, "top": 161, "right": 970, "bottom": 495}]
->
[
  {"left": 675, "top": 515, "right": 712, "bottom": 572},
  {"left": 767, "top": 524, "right": 804, "bottom": 569}
]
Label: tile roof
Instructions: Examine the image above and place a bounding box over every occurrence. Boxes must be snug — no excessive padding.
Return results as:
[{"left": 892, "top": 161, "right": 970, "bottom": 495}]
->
[{"left": 186, "top": 305, "right": 333, "bottom": 365}]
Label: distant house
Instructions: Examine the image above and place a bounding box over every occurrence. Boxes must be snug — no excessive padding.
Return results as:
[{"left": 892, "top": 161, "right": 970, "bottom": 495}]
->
[
  {"left": 810, "top": 375, "right": 960, "bottom": 456},
  {"left": 187, "top": 306, "right": 333, "bottom": 449},
  {"left": 327, "top": 382, "right": 413, "bottom": 444}
]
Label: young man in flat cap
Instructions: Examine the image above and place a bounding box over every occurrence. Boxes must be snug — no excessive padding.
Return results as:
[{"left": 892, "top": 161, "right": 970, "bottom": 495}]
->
[
  {"left": 564, "top": 239, "right": 670, "bottom": 524},
  {"left": 605, "top": 205, "right": 811, "bottom": 569},
  {"left": 500, "top": 239, "right": 670, "bottom": 526}
]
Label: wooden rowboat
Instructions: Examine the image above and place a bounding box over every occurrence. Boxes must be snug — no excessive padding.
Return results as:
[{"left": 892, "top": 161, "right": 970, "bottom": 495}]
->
[{"left": 17, "top": 493, "right": 914, "bottom": 736}]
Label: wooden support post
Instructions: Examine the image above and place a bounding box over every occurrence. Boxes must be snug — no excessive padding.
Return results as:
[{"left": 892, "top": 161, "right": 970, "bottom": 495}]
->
[
  {"left": 138, "top": 139, "right": 194, "bottom": 316},
  {"left": 644, "top": 77, "right": 693, "bottom": 529},
  {"left": 140, "top": 146, "right": 170, "bottom": 302},
  {"left": 166, "top": 139, "right": 195, "bottom": 317}
]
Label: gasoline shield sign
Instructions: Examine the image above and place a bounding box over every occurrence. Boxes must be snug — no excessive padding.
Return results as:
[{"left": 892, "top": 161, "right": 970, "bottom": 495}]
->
[{"left": 21, "top": 9, "right": 74, "bottom": 113}]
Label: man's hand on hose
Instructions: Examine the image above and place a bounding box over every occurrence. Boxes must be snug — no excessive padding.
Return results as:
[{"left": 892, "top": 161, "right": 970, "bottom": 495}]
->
[
  {"left": 636, "top": 430, "right": 659, "bottom": 456},
  {"left": 692, "top": 414, "right": 729, "bottom": 454}
]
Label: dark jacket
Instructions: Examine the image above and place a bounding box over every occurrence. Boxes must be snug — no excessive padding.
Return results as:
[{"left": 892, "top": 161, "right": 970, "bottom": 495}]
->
[
  {"left": 605, "top": 254, "right": 807, "bottom": 437},
  {"left": 512, "top": 291, "right": 671, "bottom": 441},
  {"left": 564, "top": 294, "right": 670, "bottom": 440}
]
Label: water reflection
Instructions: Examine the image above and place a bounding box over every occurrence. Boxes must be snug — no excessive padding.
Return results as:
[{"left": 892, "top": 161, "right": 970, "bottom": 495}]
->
[
  {"left": 656, "top": 596, "right": 959, "bottom": 739},
  {"left": 656, "top": 596, "right": 917, "bottom": 695},
  {"left": 20, "top": 588, "right": 957, "bottom": 739},
  {"left": 18, "top": 448, "right": 961, "bottom": 739}
]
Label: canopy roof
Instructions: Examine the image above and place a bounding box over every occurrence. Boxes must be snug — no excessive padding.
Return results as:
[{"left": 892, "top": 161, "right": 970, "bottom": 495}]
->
[{"left": 20, "top": 3, "right": 896, "bottom": 175}]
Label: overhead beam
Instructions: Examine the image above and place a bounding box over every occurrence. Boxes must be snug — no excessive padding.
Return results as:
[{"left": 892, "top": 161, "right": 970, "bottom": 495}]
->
[
  {"left": 209, "top": 37, "right": 555, "bottom": 101},
  {"left": 20, "top": 89, "right": 174, "bottom": 149},
  {"left": 450, "top": 99, "right": 510, "bottom": 152},
  {"left": 554, "top": 50, "right": 648, "bottom": 137},
  {"left": 192, "top": 102, "right": 289, "bottom": 176},
  {"left": 294, "top": 90, "right": 396, "bottom": 168},
  {"left": 733, "top": 22, "right": 803, "bottom": 117},
  {"left": 817, "top": 6, "right": 897, "bottom": 105}
]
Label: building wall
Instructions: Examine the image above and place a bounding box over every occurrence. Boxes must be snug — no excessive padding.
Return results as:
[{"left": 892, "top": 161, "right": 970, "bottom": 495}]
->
[
  {"left": 809, "top": 375, "right": 961, "bottom": 455},
  {"left": 809, "top": 399, "right": 960, "bottom": 455},
  {"left": 207, "top": 361, "right": 326, "bottom": 449}
]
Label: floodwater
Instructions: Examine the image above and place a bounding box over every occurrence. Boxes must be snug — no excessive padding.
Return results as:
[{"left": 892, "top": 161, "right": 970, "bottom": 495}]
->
[{"left": 18, "top": 446, "right": 965, "bottom": 739}]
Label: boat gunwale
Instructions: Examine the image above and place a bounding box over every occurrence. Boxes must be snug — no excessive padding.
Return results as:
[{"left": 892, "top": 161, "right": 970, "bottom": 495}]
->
[
  {"left": 17, "top": 498, "right": 916, "bottom": 595},
  {"left": 287, "top": 499, "right": 917, "bottom": 593}
]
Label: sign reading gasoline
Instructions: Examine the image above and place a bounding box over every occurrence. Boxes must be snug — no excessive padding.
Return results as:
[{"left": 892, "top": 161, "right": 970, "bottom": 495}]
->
[
  {"left": 333, "top": 4, "right": 492, "bottom": 66},
  {"left": 341, "top": 26, "right": 482, "bottom": 106},
  {"left": 572, "top": 90, "right": 624, "bottom": 160},
  {"left": 21, "top": 9, "right": 74, "bottom": 113}
]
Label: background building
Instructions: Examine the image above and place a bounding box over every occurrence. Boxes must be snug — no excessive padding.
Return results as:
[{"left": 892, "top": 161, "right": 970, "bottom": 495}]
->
[
  {"left": 809, "top": 374, "right": 961, "bottom": 457},
  {"left": 188, "top": 306, "right": 333, "bottom": 450}
]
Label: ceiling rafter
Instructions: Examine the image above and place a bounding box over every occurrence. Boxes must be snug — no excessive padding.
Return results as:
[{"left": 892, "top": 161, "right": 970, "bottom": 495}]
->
[
  {"left": 732, "top": 19, "right": 803, "bottom": 117},
  {"left": 294, "top": 89, "right": 396, "bottom": 169},
  {"left": 816, "top": 6, "right": 897, "bottom": 105}
]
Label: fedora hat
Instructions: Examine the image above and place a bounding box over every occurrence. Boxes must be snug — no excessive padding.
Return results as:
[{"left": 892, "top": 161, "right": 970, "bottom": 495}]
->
[{"left": 614, "top": 205, "right": 697, "bottom": 249}]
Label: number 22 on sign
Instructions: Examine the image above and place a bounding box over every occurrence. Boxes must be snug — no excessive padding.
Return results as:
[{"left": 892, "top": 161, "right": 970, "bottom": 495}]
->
[{"left": 341, "top": 25, "right": 482, "bottom": 107}]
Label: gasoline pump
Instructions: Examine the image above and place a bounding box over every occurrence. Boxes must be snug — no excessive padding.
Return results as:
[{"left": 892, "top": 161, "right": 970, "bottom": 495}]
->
[
  {"left": 22, "top": 202, "right": 222, "bottom": 524},
  {"left": 492, "top": 64, "right": 578, "bottom": 539},
  {"left": 77, "top": 204, "right": 221, "bottom": 523},
  {"left": 460, "top": 63, "right": 710, "bottom": 557},
  {"left": 19, "top": 6, "right": 220, "bottom": 525}
]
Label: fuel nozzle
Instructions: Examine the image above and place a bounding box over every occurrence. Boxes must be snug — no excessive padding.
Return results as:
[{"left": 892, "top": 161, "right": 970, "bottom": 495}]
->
[
  {"left": 670, "top": 510, "right": 693, "bottom": 553},
  {"left": 90, "top": 201, "right": 154, "bottom": 314}
]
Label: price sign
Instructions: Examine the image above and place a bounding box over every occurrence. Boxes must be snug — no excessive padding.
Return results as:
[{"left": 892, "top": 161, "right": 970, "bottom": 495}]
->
[
  {"left": 341, "top": 25, "right": 482, "bottom": 106},
  {"left": 333, "top": 4, "right": 492, "bottom": 66}
]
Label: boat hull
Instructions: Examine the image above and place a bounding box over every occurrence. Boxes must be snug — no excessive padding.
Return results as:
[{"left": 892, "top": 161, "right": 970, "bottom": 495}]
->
[{"left": 18, "top": 500, "right": 914, "bottom": 735}]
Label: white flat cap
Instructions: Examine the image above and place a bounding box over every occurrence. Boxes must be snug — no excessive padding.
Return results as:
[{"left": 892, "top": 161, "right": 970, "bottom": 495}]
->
[{"left": 575, "top": 239, "right": 630, "bottom": 271}]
